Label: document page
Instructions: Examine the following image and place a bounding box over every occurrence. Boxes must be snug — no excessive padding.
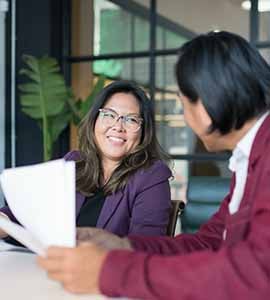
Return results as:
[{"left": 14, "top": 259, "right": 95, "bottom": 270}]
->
[
  {"left": 0, "top": 216, "right": 45, "bottom": 255},
  {"left": 0, "top": 159, "right": 75, "bottom": 254}
]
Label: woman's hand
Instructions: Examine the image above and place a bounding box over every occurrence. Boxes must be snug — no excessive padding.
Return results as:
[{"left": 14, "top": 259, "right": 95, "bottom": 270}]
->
[
  {"left": 37, "top": 243, "right": 107, "bottom": 294},
  {"left": 77, "top": 227, "right": 133, "bottom": 251}
]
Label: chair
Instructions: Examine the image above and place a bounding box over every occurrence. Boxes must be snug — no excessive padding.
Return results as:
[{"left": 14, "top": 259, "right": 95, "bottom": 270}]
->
[
  {"left": 167, "top": 200, "right": 185, "bottom": 236},
  {"left": 181, "top": 176, "right": 230, "bottom": 233}
]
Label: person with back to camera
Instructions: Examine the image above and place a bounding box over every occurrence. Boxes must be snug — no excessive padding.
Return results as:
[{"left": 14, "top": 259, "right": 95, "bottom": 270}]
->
[
  {"left": 40, "top": 31, "right": 270, "bottom": 299},
  {"left": 0, "top": 80, "right": 172, "bottom": 240}
]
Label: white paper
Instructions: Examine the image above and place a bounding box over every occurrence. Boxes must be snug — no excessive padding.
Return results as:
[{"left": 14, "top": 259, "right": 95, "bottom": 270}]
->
[
  {"left": 0, "top": 216, "right": 45, "bottom": 255},
  {"left": 0, "top": 159, "right": 75, "bottom": 254}
]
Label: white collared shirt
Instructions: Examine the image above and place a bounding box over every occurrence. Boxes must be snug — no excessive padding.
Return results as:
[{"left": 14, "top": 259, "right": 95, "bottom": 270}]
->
[{"left": 228, "top": 112, "right": 269, "bottom": 214}]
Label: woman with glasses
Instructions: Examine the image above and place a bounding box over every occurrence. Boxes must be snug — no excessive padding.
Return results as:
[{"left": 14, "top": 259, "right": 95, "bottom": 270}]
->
[
  {"left": 69, "top": 80, "right": 172, "bottom": 236},
  {"left": 0, "top": 80, "right": 172, "bottom": 239}
]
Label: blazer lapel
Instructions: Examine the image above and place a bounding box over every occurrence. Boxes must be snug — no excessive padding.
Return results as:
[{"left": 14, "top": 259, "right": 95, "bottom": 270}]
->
[{"left": 96, "top": 191, "right": 123, "bottom": 228}]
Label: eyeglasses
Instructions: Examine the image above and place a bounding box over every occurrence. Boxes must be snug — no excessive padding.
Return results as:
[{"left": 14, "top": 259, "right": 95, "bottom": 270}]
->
[{"left": 98, "top": 108, "right": 143, "bottom": 132}]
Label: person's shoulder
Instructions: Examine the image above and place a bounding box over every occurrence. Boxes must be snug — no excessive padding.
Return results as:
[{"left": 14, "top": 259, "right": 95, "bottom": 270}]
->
[
  {"left": 131, "top": 160, "right": 172, "bottom": 189},
  {"left": 64, "top": 150, "right": 81, "bottom": 161},
  {"left": 140, "top": 160, "right": 171, "bottom": 177}
]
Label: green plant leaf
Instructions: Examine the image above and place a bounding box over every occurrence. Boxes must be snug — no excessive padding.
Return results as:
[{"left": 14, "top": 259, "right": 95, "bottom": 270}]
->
[
  {"left": 19, "top": 55, "right": 68, "bottom": 119},
  {"left": 48, "top": 104, "right": 71, "bottom": 144},
  {"left": 19, "top": 54, "right": 70, "bottom": 161},
  {"left": 19, "top": 54, "right": 107, "bottom": 162}
]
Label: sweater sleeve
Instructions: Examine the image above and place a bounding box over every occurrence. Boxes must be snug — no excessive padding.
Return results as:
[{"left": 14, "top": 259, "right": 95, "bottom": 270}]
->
[
  {"left": 128, "top": 194, "right": 229, "bottom": 255},
  {"left": 99, "top": 193, "right": 270, "bottom": 300}
]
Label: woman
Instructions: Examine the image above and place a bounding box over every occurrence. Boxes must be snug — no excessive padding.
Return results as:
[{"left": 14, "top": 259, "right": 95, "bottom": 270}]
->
[{"left": 0, "top": 80, "right": 172, "bottom": 238}]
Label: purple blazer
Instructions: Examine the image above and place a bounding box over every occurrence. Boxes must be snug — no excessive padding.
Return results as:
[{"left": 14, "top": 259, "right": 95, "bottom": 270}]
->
[{"left": 1, "top": 151, "right": 172, "bottom": 237}]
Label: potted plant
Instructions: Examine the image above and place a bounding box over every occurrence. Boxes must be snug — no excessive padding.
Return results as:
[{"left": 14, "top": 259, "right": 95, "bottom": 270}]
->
[{"left": 19, "top": 55, "right": 105, "bottom": 161}]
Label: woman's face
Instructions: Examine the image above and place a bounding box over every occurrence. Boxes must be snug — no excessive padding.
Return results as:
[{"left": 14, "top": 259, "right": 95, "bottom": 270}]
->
[{"left": 94, "top": 92, "right": 142, "bottom": 165}]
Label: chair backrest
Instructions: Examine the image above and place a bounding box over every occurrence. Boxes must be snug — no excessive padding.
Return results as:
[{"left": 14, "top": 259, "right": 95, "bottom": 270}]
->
[
  {"left": 167, "top": 200, "right": 185, "bottom": 236},
  {"left": 181, "top": 176, "right": 230, "bottom": 233}
]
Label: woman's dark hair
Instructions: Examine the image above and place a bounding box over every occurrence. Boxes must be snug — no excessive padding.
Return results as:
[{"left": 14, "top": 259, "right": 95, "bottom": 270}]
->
[
  {"left": 175, "top": 31, "right": 270, "bottom": 134},
  {"left": 76, "top": 80, "right": 169, "bottom": 196}
]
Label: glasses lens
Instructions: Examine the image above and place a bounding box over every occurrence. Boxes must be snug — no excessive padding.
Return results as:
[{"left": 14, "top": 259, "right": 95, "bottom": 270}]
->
[
  {"left": 124, "top": 116, "right": 141, "bottom": 132},
  {"left": 100, "top": 109, "right": 117, "bottom": 126}
]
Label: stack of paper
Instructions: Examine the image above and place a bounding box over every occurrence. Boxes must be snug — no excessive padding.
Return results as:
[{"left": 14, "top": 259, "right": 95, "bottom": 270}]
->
[{"left": 0, "top": 159, "right": 75, "bottom": 256}]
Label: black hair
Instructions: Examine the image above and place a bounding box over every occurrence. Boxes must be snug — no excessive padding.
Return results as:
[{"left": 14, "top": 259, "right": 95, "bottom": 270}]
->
[{"left": 175, "top": 31, "right": 270, "bottom": 134}]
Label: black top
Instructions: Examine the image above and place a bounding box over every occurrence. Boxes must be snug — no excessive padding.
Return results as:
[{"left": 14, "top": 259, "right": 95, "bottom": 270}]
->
[{"left": 76, "top": 189, "right": 106, "bottom": 227}]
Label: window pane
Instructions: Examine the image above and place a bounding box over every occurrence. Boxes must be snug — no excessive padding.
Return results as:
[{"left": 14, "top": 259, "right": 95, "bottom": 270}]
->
[
  {"left": 156, "top": 0, "right": 249, "bottom": 38},
  {"left": 259, "top": 10, "right": 270, "bottom": 42},
  {"left": 93, "top": 57, "right": 149, "bottom": 84},
  {"left": 164, "top": 30, "right": 189, "bottom": 49},
  {"left": 169, "top": 159, "right": 231, "bottom": 202},
  {"left": 189, "top": 160, "right": 231, "bottom": 178},
  {"left": 259, "top": 48, "right": 270, "bottom": 63},
  {"left": 95, "top": 0, "right": 132, "bottom": 54},
  {"left": 156, "top": 23, "right": 190, "bottom": 50},
  {"left": 155, "top": 55, "right": 188, "bottom": 155},
  {"left": 134, "top": 16, "right": 150, "bottom": 51},
  {"left": 94, "top": 0, "right": 150, "bottom": 55}
]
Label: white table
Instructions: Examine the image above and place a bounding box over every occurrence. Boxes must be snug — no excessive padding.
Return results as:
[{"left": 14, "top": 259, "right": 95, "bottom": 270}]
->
[{"left": 0, "top": 251, "right": 125, "bottom": 300}]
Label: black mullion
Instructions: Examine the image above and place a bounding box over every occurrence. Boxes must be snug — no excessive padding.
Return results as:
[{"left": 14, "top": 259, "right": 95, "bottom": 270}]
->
[
  {"left": 67, "top": 47, "right": 180, "bottom": 63},
  {"left": 160, "top": 28, "right": 167, "bottom": 147},
  {"left": 61, "top": 0, "right": 71, "bottom": 84},
  {"left": 255, "top": 41, "right": 270, "bottom": 48},
  {"left": 250, "top": 0, "right": 259, "bottom": 44},
  {"left": 5, "top": 0, "right": 12, "bottom": 168},
  {"left": 130, "top": 14, "right": 135, "bottom": 80},
  {"left": 149, "top": 0, "right": 156, "bottom": 102},
  {"left": 50, "top": 0, "right": 71, "bottom": 158},
  {"left": 171, "top": 153, "right": 230, "bottom": 162}
]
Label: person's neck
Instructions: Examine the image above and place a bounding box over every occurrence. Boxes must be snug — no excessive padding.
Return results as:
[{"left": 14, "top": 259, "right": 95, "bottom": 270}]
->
[
  {"left": 223, "top": 118, "right": 258, "bottom": 151},
  {"left": 102, "top": 159, "right": 120, "bottom": 185}
]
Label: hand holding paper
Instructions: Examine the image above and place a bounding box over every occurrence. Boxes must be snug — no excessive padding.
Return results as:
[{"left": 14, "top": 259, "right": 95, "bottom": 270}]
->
[{"left": 0, "top": 159, "right": 75, "bottom": 255}]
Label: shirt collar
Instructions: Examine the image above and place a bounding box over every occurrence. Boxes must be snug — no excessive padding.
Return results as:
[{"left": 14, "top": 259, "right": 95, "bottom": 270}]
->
[{"left": 229, "top": 112, "right": 269, "bottom": 172}]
